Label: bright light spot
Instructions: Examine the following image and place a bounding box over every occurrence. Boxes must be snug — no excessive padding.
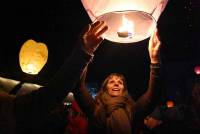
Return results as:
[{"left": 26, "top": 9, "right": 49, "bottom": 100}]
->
[
  {"left": 194, "top": 66, "right": 200, "bottom": 75},
  {"left": 23, "top": 63, "right": 37, "bottom": 74},
  {"left": 166, "top": 100, "right": 174, "bottom": 108},
  {"left": 117, "top": 15, "right": 134, "bottom": 38}
]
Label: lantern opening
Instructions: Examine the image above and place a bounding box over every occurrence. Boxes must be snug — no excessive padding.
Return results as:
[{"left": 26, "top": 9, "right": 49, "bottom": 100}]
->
[
  {"left": 26, "top": 63, "right": 36, "bottom": 74},
  {"left": 96, "top": 10, "right": 156, "bottom": 43}
]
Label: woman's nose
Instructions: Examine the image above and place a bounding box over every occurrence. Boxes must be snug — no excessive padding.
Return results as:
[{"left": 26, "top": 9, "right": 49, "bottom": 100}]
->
[{"left": 114, "top": 82, "right": 119, "bottom": 86}]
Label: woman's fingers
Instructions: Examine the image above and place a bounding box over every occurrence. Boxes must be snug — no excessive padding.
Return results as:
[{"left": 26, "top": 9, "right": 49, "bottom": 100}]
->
[
  {"left": 95, "top": 24, "right": 108, "bottom": 38},
  {"left": 81, "top": 21, "right": 108, "bottom": 55},
  {"left": 91, "top": 21, "right": 108, "bottom": 37},
  {"left": 91, "top": 21, "right": 101, "bottom": 28}
]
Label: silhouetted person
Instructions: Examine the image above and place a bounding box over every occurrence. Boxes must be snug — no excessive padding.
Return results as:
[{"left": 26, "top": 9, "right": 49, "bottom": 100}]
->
[
  {"left": 144, "top": 76, "right": 200, "bottom": 134},
  {"left": 0, "top": 21, "right": 108, "bottom": 134}
]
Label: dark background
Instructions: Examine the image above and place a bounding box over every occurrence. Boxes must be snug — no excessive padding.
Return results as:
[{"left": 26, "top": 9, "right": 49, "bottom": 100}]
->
[{"left": 0, "top": 0, "right": 199, "bottom": 100}]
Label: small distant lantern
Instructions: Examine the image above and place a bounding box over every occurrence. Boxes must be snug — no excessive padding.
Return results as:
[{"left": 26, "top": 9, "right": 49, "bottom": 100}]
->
[
  {"left": 19, "top": 39, "right": 48, "bottom": 75},
  {"left": 194, "top": 66, "right": 200, "bottom": 75},
  {"left": 166, "top": 100, "right": 174, "bottom": 108},
  {"left": 81, "top": 0, "right": 168, "bottom": 43}
]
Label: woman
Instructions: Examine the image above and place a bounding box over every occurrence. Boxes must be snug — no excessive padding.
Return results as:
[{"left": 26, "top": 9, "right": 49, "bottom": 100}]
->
[{"left": 75, "top": 27, "right": 162, "bottom": 134}]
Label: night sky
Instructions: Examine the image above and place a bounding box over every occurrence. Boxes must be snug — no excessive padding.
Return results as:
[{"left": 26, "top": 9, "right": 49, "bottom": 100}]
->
[{"left": 0, "top": 0, "right": 199, "bottom": 100}]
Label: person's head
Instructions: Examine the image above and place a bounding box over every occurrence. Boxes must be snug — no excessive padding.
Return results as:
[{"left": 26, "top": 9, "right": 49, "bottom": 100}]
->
[
  {"left": 100, "top": 73, "right": 128, "bottom": 97},
  {"left": 94, "top": 73, "right": 134, "bottom": 120}
]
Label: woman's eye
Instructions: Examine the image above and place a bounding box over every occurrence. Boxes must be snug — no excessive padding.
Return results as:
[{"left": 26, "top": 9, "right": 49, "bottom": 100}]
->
[
  {"left": 109, "top": 80, "right": 114, "bottom": 84},
  {"left": 118, "top": 81, "right": 123, "bottom": 84}
]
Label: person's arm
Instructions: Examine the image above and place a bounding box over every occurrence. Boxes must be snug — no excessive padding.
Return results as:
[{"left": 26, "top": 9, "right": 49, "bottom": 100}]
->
[
  {"left": 135, "top": 64, "right": 161, "bottom": 113},
  {"left": 74, "top": 67, "right": 96, "bottom": 117},
  {"left": 75, "top": 21, "right": 108, "bottom": 117},
  {"left": 135, "top": 29, "right": 161, "bottom": 114}
]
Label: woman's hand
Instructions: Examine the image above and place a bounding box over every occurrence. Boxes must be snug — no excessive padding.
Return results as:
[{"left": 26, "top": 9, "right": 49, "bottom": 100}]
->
[
  {"left": 148, "top": 29, "right": 161, "bottom": 64},
  {"left": 81, "top": 21, "right": 108, "bottom": 55}
]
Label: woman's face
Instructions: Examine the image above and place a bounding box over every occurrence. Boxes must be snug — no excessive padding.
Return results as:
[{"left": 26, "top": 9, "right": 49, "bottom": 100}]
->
[{"left": 106, "top": 75, "right": 124, "bottom": 97}]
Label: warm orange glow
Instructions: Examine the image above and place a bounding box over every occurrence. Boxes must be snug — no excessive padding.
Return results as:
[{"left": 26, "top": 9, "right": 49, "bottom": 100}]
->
[
  {"left": 166, "top": 100, "right": 174, "bottom": 108},
  {"left": 117, "top": 15, "right": 134, "bottom": 38},
  {"left": 19, "top": 39, "right": 48, "bottom": 75}
]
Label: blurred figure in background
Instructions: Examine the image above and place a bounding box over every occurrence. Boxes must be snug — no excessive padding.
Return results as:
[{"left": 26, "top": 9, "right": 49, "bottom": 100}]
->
[
  {"left": 143, "top": 67, "right": 200, "bottom": 134},
  {"left": 65, "top": 100, "right": 88, "bottom": 134}
]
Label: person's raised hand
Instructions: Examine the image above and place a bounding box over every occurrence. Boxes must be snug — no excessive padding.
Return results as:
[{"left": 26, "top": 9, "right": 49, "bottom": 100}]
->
[
  {"left": 148, "top": 28, "right": 161, "bottom": 64},
  {"left": 81, "top": 21, "right": 108, "bottom": 55}
]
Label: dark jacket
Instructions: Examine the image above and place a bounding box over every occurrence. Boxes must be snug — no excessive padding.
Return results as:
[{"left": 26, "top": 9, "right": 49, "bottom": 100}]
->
[
  {"left": 0, "top": 45, "right": 93, "bottom": 134},
  {"left": 144, "top": 104, "right": 200, "bottom": 134},
  {"left": 75, "top": 65, "right": 161, "bottom": 134}
]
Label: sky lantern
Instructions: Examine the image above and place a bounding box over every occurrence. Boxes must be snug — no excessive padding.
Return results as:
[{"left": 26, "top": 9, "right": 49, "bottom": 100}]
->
[
  {"left": 194, "top": 66, "right": 200, "bottom": 75},
  {"left": 81, "top": 0, "right": 168, "bottom": 43},
  {"left": 19, "top": 39, "right": 48, "bottom": 75},
  {"left": 166, "top": 100, "right": 174, "bottom": 108}
]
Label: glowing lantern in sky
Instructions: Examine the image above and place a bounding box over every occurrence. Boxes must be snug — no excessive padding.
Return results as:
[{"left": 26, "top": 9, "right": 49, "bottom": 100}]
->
[
  {"left": 19, "top": 39, "right": 48, "bottom": 75},
  {"left": 166, "top": 100, "right": 174, "bottom": 108},
  {"left": 81, "top": 0, "right": 168, "bottom": 43},
  {"left": 194, "top": 66, "right": 200, "bottom": 75}
]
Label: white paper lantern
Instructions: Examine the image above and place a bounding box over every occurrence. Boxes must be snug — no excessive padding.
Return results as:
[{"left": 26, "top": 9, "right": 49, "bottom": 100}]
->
[
  {"left": 81, "top": 0, "right": 168, "bottom": 43},
  {"left": 19, "top": 39, "right": 48, "bottom": 75}
]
